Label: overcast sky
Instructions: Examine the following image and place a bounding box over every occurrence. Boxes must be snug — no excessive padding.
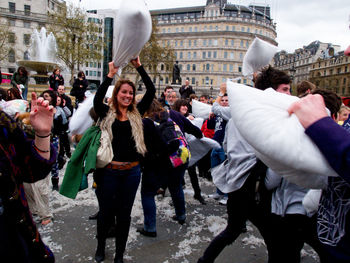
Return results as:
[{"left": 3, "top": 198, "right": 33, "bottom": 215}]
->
[{"left": 68, "top": 0, "right": 349, "bottom": 53}]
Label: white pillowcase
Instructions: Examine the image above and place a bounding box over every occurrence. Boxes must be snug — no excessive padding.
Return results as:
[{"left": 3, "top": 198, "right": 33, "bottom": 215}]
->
[
  {"left": 113, "top": 0, "right": 152, "bottom": 75},
  {"left": 226, "top": 80, "right": 337, "bottom": 189},
  {"left": 192, "top": 100, "right": 212, "bottom": 119},
  {"left": 242, "top": 37, "right": 278, "bottom": 77}
]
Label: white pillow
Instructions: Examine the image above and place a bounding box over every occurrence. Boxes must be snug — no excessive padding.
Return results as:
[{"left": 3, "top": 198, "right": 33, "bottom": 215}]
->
[
  {"left": 113, "top": 0, "right": 152, "bottom": 75},
  {"left": 226, "top": 80, "right": 336, "bottom": 189},
  {"left": 242, "top": 37, "right": 278, "bottom": 77},
  {"left": 69, "top": 95, "right": 94, "bottom": 135},
  {"left": 192, "top": 100, "right": 212, "bottom": 119}
]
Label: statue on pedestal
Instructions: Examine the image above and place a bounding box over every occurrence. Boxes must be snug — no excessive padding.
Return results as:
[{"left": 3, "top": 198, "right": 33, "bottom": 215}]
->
[{"left": 172, "top": 61, "right": 181, "bottom": 84}]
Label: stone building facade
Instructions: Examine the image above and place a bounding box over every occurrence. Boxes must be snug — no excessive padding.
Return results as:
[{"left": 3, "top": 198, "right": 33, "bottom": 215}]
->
[
  {"left": 123, "top": 0, "right": 277, "bottom": 96},
  {"left": 0, "top": 0, "right": 64, "bottom": 73},
  {"left": 309, "top": 51, "right": 350, "bottom": 96},
  {"left": 273, "top": 41, "right": 341, "bottom": 87}
]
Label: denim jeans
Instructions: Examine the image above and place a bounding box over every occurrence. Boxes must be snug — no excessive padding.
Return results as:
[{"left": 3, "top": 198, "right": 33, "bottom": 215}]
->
[
  {"left": 95, "top": 165, "right": 141, "bottom": 256},
  {"left": 167, "top": 164, "right": 188, "bottom": 221},
  {"left": 141, "top": 168, "right": 159, "bottom": 232}
]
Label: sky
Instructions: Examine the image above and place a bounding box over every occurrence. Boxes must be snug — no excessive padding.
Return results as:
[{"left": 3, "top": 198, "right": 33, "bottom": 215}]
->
[{"left": 68, "top": 0, "right": 350, "bottom": 53}]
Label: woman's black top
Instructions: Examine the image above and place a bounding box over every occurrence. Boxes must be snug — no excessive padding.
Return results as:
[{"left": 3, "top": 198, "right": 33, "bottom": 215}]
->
[{"left": 94, "top": 65, "right": 155, "bottom": 162}]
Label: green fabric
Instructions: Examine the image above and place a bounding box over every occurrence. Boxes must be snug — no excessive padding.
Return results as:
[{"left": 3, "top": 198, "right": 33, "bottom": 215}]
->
[{"left": 59, "top": 126, "right": 101, "bottom": 199}]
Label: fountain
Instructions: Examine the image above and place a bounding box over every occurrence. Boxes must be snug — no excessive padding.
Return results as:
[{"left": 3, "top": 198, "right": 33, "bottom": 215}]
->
[{"left": 17, "top": 28, "right": 59, "bottom": 84}]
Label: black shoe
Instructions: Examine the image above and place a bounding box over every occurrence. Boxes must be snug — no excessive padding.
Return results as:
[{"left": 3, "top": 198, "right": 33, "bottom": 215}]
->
[
  {"left": 194, "top": 195, "right": 206, "bottom": 205},
  {"left": 94, "top": 241, "right": 105, "bottom": 262},
  {"left": 137, "top": 227, "right": 157, "bottom": 237},
  {"left": 172, "top": 215, "right": 185, "bottom": 225},
  {"left": 66, "top": 152, "right": 71, "bottom": 158},
  {"left": 114, "top": 256, "right": 124, "bottom": 263},
  {"left": 89, "top": 212, "right": 99, "bottom": 220}
]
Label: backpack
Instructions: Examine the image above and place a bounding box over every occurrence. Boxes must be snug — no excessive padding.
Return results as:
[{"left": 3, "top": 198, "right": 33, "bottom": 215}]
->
[{"left": 155, "top": 112, "right": 191, "bottom": 168}]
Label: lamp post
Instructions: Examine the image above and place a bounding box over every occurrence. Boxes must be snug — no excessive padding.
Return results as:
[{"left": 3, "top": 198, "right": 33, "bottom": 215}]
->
[{"left": 210, "top": 86, "right": 213, "bottom": 97}]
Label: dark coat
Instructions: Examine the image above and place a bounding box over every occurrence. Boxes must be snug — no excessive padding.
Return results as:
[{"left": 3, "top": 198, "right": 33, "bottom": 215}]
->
[
  {"left": 71, "top": 78, "right": 89, "bottom": 104},
  {"left": 49, "top": 74, "right": 64, "bottom": 91},
  {"left": 179, "top": 85, "right": 195, "bottom": 99},
  {"left": 0, "top": 110, "right": 57, "bottom": 262}
]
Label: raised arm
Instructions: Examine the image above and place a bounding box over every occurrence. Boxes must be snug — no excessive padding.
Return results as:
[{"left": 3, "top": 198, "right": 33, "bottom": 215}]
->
[
  {"left": 133, "top": 57, "right": 156, "bottom": 116},
  {"left": 93, "top": 62, "right": 118, "bottom": 118}
]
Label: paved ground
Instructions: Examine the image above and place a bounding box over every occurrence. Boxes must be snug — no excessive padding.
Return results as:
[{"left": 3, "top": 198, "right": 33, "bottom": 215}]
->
[{"left": 37, "top": 173, "right": 320, "bottom": 263}]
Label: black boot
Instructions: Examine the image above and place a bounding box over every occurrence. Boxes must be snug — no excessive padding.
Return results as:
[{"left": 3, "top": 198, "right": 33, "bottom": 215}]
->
[
  {"left": 51, "top": 177, "right": 59, "bottom": 191},
  {"left": 94, "top": 239, "right": 105, "bottom": 263}
]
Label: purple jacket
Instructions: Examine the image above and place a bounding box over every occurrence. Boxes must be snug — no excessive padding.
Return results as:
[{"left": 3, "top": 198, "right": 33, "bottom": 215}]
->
[{"left": 306, "top": 117, "right": 350, "bottom": 262}]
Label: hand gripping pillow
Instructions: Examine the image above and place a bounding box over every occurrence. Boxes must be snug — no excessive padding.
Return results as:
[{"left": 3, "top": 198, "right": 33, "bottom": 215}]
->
[
  {"left": 242, "top": 37, "right": 278, "bottom": 77},
  {"left": 113, "top": 0, "right": 152, "bottom": 75},
  {"left": 192, "top": 100, "right": 212, "bottom": 119},
  {"left": 226, "top": 81, "right": 337, "bottom": 189}
]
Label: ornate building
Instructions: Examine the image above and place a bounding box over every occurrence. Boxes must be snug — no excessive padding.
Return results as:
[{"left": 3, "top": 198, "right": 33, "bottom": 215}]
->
[
  {"left": 273, "top": 41, "right": 341, "bottom": 88},
  {"left": 309, "top": 51, "right": 350, "bottom": 96},
  {"left": 124, "top": 0, "right": 277, "bottom": 96}
]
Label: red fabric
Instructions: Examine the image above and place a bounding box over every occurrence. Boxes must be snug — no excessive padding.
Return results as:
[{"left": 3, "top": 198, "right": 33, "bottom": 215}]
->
[{"left": 201, "top": 120, "right": 215, "bottom": 138}]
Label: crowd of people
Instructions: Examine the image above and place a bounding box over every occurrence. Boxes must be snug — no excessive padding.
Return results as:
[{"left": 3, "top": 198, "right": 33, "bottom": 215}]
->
[{"left": 0, "top": 44, "right": 350, "bottom": 263}]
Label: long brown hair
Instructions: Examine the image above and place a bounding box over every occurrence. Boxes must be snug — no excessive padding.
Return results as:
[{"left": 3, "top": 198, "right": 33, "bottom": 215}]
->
[{"left": 110, "top": 79, "right": 136, "bottom": 117}]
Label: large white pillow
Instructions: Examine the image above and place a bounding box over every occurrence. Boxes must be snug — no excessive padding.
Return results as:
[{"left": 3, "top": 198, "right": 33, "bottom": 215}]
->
[
  {"left": 113, "top": 0, "right": 152, "bottom": 75},
  {"left": 226, "top": 81, "right": 337, "bottom": 189},
  {"left": 242, "top": 37, "right": 278, "bottom": 77},
  {"left": 192, "top": 100, "right": 212, "bottom": 119},
  {"left": 69, "top": 95, "right": 94, "bottom": 135}
]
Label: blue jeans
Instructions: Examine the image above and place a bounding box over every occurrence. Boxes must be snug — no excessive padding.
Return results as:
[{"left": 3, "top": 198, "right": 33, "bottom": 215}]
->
[
  {"left": 95, "top": 165, "right": 141, "bottom": 256},
  {"left": 141, "top": 168, "right": 159, "bottom": 232},
  {"left": 167, "top": 164, "right": 188, "bottom": 221}
]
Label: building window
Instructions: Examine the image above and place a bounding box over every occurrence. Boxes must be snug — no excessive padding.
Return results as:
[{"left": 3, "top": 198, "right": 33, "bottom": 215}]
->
[
  {"left": 23, "top": 21, "right": 30, "bottom": 28},
  {"left": 193, "top": 52, "right": 197, "bottom": 59},
  {"left": 209, "top": 25, "right": 212, "bottom": 31},
  {"left": 187, "top": 64, "right": 190, "bottom": 71},
  {"left": 187, "top": 52, "right": 191, "bottom": 59},
  {"left": 192, "top": 77, "right": 195, "bottom": 85},
  {"left": 202, "top": 52, "right": 206, "bottom": 59},
  {"left": 24, "top": 5, "right": 31, "bottom": 16},
  {"left": 240, "top": 40, "right": 244, "bottom": 47},
  {"left": 247, "top": 27, "right": 250, "bottom": 33},
  {"left": 8, "top": 49, "right": 15, "bottom": 62},
  {"left": 203, "top": 39, "right": 207, "bottom": 46},
  {"left": 85, "top": 71, "right": 89, "bottom": 76},
  {"left": 246, "top": 40, "right": 249, "bottom": 48},
  {"left": 166, "top": 77, "right": 169, "bottom": 84},
  {"left": 238, "top": 66, "right": 242, "bottom": 72},
  {"left": 223, "top": 64, "right": 227, "bottom": 72},
  {"left": 231, "top": 39, "right": 234, "bottom": 46},
  {"left": 192, "top": 64, "right": 196, "bottom": 71},
  {"left": 213, "top": 51, "right": 217, "bottom": 58},
  {"left": 98, "top": 63, "right": 101, "bottom": 68},
  {"left": 208, "top": 51, "right": 211, "bottom": 58},
  {"left": 226, "top": 26, "right": 229, "bottom": 31},
  {"left": 98, "top": 71, "right": 101, "bottom": 77},
  {"left": 194, "top": 40, "right": 197, "bottom": 46},
  {"left": 232, "top": 26, "right": 235, "bottom": 31},
  {"left": 241, "top": 27, "right": 245, "bottom": 32},
  {"left": 230, "top": 52, "right": 234, "bottom": 59},
  {"left": 345, "top": 66, "right": 348, "bottom": 73},
  {"left": 225, "top": 39, "right": 228, "bottom": 46},
  {"left": 8, "top": 19, "right": 15, "bottom": 26},
  {"left": 209, "top": 39, "right": 212, "bottom": 46},
  {"left": 189, "top": 27, "right": 192, "bottom": 32},
  {"left": 180, "top": 40, "right": 183, "bottom": 47},
  {"left": 229, "top": 64, "right": 233, "bottom": 72},
  {"left": 9, "top": 2, "right": 15, "bottom": 13},
  {"left": 188, "top": 40, "right": 192, "bottom": 47},
  {"left": 8, "top": 32, "right": 15, "bottom": 43},
  {"left": 23, "top": 34, "right": 30, "bottom": 45},
  {"left": 239, "top": 53, "right": 243, "bottom": 60},
  {"left": 176, "top": 28, "right": 179, "bottom": 33},
  {"left": 224, "top": 52, "right": 228, "bottom": 59},
  {"left": 175, "top": 40, "right": 177, "bottom": 47},
  {"left": 179, "top": 52, "right": 183, "bottom": 59},
  {"left": 214, "top": 39, "right": 218, "bottom": 46},
  {"left": 194, "top": 27, "right": 198, "bottom": 32}
]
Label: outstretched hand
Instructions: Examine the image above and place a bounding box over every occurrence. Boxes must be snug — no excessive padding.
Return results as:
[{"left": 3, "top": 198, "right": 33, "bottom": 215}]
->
[
  {"left": 30, "top": 92, "right": 55, "bottom": 136},
  {"left": 287, "top": 94, "right": 328, "bottom": 129},
  {"left": 130, "top": 56, "right": 141, "bottom": 68}
]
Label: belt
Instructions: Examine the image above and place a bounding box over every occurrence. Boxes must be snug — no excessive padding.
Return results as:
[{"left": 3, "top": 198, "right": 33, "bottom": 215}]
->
[{"left": 105, "top": 161, "right": 139, "bottom": 170}]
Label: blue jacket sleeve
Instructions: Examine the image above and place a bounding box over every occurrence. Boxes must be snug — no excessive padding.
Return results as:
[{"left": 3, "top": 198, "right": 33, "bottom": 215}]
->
[{"left": 306, "top": 117, "right": 350, "bottom": 184}]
